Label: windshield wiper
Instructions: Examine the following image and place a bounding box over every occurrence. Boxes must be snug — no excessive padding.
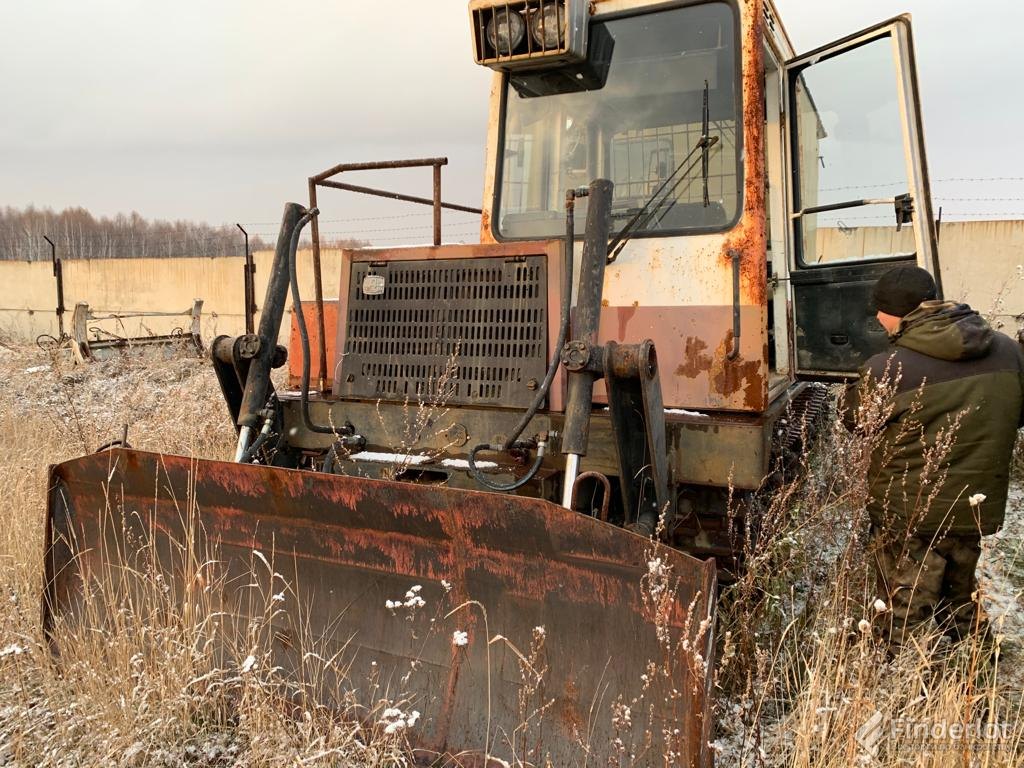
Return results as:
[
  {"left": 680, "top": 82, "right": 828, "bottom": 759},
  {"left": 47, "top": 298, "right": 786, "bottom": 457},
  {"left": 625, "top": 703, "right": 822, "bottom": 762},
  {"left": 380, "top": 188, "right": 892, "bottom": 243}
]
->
[
  {"left": 646, "top": 80, "right": 719, "bottom": 232},
  {"left": 607, "top": 82, "right": 719, "bottom": 264},
  {"left": 701, "top": 79, "right": 712, "bottom": 208}
]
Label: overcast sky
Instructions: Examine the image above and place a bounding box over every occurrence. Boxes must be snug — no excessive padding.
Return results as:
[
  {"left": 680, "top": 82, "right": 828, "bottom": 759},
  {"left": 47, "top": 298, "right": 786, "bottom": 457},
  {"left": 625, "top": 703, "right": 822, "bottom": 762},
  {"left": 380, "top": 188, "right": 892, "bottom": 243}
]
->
[{"left": 1, "top": 0, "right": 1021, "bottom": 245}]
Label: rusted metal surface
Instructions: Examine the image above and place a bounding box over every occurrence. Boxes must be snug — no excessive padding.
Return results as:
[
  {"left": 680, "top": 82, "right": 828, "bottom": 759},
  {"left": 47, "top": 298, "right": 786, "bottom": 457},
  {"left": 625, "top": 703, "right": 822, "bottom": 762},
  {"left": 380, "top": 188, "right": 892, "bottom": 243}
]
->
[
  {"left": 712, "top": 0, "right": 769, "bottom": 411},
  {"left": 594, "top": 305, "right": 765, "bottom": 411},
  {"left": 571, "top": 471, "right": 612, "bottom": 522},
  {"left": 45, "top": 449, "right": 716, "bottom": 767},
  {"left": 316, "top": 180, "right": 483, "bottom": 217},
  {"left": 70, "top": 300, "right": 204, "bottom": 363}
]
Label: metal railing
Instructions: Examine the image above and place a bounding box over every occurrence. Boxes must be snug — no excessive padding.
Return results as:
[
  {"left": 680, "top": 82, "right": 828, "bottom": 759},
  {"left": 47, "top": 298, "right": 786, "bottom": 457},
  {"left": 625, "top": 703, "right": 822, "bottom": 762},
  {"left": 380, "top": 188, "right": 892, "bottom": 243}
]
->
[{"left": 305, "top": 158, "right": 484, "bottom": 390}]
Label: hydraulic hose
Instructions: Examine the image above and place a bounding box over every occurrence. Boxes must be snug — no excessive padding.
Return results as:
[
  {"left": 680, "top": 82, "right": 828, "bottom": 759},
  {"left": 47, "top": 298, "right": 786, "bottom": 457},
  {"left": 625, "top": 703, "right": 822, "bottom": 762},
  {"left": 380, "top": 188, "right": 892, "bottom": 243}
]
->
[
  {"left": 241, "top": 426, "right": 273, "bottom": 463},
  {"left": 289, "top": 209, "right": 357, "bottom": 439},
  {"left": 466, "top": 188, "right": 582, "bottom": 492},
  {"left": 467, "top": 438, "right": 548, "bottom": 492}
]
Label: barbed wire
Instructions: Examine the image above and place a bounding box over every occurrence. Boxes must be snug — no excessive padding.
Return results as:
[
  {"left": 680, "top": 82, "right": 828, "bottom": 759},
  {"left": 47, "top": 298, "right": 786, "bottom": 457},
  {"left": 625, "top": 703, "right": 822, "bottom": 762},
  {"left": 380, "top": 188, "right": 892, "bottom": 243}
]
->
[
  {"left": 934, "top": 197, "right": 1024, "bottom": 202},
  {"left": 819, "top": 177, "right": 1024, "bottom": 193},
  {"left": 817, "top": 212, "right": 1024, "bottom": 223},
  {"left": 8, "top": 176, "right": 1024, "bottom": 259}
]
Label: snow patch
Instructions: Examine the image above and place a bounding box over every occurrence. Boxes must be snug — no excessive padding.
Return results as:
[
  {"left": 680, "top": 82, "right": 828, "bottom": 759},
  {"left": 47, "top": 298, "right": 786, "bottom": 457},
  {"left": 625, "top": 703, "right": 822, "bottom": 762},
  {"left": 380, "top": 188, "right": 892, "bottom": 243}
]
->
[
  {"left": 350, "top": 451, "right": 431, "bottom": 465},
  {"left": 380, "top": 707, "right": 421, "bottom": 734},
  {"left": 441, "top": 458, "right": 498, "bottom": 470},
  {"left": 665, "top": 408, "right": 709, "bottom": 418},
  {"left": 0, "top": 644, "right": 25, "bottom": 658}
]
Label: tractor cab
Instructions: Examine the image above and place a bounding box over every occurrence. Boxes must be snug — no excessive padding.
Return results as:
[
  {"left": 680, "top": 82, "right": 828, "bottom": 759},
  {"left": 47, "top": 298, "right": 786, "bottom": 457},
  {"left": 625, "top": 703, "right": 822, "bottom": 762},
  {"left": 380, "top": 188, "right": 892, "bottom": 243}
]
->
[{"left": 475, "top": 0, "right": 939, "bottom": 395}]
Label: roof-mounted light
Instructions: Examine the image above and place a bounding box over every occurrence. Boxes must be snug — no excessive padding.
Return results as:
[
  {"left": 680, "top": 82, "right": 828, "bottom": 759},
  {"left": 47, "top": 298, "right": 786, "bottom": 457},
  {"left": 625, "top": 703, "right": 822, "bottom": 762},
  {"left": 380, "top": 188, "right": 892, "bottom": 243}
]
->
[
  {"left": 486, "top": 9, "right": 527, "bottom": 56},
  {"left": 530, "top": 3, "right": 565, "bottom": 50}
]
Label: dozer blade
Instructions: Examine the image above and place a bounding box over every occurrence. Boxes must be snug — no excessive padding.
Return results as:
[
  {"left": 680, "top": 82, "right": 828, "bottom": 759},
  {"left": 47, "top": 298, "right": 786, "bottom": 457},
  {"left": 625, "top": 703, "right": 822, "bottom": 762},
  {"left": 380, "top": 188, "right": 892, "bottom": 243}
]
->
[{"left": 44, "top": 449, "right": 716, "bottom": 767}]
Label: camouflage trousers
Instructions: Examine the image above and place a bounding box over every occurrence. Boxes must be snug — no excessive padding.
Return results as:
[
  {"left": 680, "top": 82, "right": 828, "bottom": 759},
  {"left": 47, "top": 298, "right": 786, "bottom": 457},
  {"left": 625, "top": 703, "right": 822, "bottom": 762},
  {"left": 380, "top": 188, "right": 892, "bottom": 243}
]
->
[{"left": 871, "top": 530, "right": 985, "bottom": 645}]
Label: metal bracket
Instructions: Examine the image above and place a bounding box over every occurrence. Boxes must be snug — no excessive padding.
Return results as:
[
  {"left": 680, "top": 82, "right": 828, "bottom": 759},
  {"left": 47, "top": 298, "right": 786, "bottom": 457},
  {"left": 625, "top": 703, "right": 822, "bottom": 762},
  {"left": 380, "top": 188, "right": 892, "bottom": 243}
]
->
[
  {"left": 604, "top": 340, "right": 674, "bottom": 535},
  {"left": 894, "top": 192, "right": 915, "bottom": 232}
]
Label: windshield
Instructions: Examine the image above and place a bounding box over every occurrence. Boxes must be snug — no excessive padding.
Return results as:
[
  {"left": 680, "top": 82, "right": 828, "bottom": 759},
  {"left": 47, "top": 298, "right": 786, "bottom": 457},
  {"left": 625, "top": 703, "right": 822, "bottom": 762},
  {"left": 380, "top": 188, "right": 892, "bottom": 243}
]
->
[{"left": 495, "top": 2, "right": 741, "bottom": 241}]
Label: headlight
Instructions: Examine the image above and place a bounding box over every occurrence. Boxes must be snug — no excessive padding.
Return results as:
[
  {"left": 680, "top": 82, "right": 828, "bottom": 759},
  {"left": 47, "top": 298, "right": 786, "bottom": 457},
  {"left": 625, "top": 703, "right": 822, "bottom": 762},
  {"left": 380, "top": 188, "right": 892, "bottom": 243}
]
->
[
  {"left": 486, "top": 9, "right": 526, "bottom": 55},
  {"left": 530, "top": 4, "right": 565, "bottom": 50}
]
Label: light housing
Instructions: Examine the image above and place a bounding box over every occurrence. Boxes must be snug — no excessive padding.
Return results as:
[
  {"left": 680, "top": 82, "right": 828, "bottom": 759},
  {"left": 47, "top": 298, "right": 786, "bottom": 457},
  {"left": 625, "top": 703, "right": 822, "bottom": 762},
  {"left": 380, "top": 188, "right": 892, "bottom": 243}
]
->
[
  {"left": 486, "top": 9, "right": 527, "bottom": 56},
  {"left": 469, "top": 0, "right": 588, "bottom": 72},
  {"left": 530, "top": 4, "right": 564, "bottom": 49}
]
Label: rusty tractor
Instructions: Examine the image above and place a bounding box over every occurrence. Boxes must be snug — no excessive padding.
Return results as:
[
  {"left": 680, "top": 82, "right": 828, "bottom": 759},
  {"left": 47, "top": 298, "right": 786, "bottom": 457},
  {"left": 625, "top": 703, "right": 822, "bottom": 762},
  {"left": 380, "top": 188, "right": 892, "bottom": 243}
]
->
[{"left": 44, "top": 1, "right": 941, "bottom": 765}]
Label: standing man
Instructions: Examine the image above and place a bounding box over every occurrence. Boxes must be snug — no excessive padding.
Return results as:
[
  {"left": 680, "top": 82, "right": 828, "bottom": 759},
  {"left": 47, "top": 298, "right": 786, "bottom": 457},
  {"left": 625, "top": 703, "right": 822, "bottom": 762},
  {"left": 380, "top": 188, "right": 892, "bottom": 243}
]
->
[{"left": 848, "top": 265, "right": 1024, "bottom": 646}]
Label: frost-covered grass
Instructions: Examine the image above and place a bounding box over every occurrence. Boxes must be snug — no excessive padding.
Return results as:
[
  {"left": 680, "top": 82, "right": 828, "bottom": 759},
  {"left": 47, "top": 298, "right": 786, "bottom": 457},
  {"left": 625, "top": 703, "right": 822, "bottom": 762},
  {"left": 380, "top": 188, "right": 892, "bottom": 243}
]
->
[
  {"left": 0, "top": 341, "right": 1021, "bottom": 766},
  {"left": 0, "top": 344, "right": 412, "bottom": 767},
  {"left": 712, "top": 383, "right": 1024, "bottom": 766}
]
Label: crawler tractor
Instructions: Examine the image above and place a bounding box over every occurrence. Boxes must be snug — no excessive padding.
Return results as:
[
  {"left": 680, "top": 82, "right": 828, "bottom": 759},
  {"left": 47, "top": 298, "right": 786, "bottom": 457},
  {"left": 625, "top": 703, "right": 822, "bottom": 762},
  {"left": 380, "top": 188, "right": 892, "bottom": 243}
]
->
[{"left": 44, "top": 1, "right": 941, "bottom": 765}]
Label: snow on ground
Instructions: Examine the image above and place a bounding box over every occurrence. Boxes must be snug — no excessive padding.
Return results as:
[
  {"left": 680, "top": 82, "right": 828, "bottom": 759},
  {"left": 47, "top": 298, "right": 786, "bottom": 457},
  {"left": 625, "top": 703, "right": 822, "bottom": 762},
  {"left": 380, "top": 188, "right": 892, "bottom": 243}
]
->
[{"left": 979, "top": 486, "right": 1024, "bottom": 689}]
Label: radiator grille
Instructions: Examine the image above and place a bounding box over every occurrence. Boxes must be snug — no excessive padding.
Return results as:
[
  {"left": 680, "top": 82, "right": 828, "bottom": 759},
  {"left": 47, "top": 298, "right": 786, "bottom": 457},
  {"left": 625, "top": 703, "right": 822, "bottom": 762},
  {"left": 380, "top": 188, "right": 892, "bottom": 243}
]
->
[{"left": 338, "top": 256, "right": 549, "bottom": 407}]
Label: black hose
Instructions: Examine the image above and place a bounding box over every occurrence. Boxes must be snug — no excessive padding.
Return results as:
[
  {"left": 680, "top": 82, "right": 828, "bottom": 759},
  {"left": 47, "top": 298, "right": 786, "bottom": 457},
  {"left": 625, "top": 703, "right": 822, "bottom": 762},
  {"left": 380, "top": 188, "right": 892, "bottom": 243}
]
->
[
  {"left": 289, "top": 210, "right": 354, "bottom": 438},
  {"left": 466, "top": 190, "right": 580, "bottom": 492},
  {"left": 241, "top": 429, "right": 272, "bottom": 463},
  {"left": 467, "top": 441, "right": 546, "bottom": 492}
]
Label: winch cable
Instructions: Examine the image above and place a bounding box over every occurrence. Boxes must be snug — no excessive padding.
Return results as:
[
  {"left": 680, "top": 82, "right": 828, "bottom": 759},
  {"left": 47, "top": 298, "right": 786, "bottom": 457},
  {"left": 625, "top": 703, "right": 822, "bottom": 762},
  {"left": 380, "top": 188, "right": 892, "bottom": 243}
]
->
[
  {"left": 466, "top": 188, "right": 583, "bottom": 492},
  {"left": 289, "top": 209, "right": 359, "bottom": 441}
]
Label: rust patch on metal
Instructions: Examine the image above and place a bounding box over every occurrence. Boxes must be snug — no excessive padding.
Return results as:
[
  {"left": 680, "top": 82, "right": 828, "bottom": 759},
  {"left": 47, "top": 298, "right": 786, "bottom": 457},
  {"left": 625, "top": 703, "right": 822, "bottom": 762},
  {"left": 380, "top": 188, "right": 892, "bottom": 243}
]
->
[
  {"left": 616, "top": 304, "right": 638, "bottom": 339},
  {"left": 726, "top": 0, "right": 768, "bottom": 311},
  {"left": 478, "top": 209, "right": 493, "bottom": 243},
  {"left": 558, "top": 677, "right": 585, "bottom": 734},
  {"left": 710, "top": 330, "right": 763, "bottom": 409},
  {"left": 45, "top": 449, "right": 716, "bottom": 767},
  {"left": 676, "top": 336, "right": 713, "bottom": 379},
  {"left": 597, "top": 305, "right": 764, "bottom": 411}
]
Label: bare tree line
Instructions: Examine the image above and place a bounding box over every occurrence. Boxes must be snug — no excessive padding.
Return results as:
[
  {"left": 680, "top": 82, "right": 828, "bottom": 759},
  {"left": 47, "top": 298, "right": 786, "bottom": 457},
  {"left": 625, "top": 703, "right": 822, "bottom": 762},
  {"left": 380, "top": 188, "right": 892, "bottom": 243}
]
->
[{"left": 0, "top": 206, "right": 368, "bottom": 261}]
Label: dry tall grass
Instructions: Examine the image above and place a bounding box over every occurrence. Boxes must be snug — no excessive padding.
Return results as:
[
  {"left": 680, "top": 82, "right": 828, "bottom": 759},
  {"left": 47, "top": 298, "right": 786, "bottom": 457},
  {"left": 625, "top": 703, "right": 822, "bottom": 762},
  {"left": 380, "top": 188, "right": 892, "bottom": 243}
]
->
[
  {"left": 713, "top": 378, "right": 1024, "bottom": 766},
  {"left": 0, "top": 341, "right": 1021, "bottom": 766},
  {"left": 0, "top": 344, "right": 411, "bottom": 766}
]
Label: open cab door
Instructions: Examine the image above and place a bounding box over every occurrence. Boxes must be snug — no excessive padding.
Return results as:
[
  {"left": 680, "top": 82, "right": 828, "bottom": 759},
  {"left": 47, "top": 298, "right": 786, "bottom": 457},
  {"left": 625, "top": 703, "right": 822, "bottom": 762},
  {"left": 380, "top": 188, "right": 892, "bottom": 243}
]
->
[{"left": 785, "top": 16, "right": 939, "bottom": 377}]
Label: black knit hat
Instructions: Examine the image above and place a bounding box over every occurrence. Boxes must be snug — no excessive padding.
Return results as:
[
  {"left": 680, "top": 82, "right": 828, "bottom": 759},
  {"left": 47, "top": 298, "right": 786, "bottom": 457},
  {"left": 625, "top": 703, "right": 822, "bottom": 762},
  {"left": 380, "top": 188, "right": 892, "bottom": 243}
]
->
[{"left": 871, "top": 266, "right": 937, "bottom": 317}]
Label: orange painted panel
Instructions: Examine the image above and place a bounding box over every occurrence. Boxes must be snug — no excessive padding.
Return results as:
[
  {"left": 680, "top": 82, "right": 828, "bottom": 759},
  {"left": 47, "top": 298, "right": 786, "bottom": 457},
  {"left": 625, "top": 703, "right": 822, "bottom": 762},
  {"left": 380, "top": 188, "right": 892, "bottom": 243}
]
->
[{"left": 287, "top": 300, "right": 339, "bottom": 391}]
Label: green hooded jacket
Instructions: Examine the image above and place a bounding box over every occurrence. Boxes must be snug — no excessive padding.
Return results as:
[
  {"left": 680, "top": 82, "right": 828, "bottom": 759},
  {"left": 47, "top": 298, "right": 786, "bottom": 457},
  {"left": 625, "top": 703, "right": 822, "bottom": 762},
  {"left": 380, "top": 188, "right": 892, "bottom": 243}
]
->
[{"left": 849, "top": 301, "right": 1024, "bottom": 536}]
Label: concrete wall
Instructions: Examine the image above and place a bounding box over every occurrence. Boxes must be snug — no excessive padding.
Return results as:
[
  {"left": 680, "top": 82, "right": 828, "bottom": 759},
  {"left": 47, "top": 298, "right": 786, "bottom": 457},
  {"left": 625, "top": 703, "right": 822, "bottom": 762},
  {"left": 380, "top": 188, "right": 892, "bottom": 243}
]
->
[
  {"left": 812, "top": 220, "right": 1024, "bottom": 325},
  {"left": 1, "top": 219, "right": 1021, "bottom": 344},
  {"left": 0, "top": 249, "right": 345, "bottom": 344}
]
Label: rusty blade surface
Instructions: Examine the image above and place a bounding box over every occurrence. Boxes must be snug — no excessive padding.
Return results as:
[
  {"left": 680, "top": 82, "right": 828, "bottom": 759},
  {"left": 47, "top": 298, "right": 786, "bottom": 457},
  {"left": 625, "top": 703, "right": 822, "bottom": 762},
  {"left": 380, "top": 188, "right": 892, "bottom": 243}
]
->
[{"left": 45, "top": 449, "right": 715, "bottom": 767}]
